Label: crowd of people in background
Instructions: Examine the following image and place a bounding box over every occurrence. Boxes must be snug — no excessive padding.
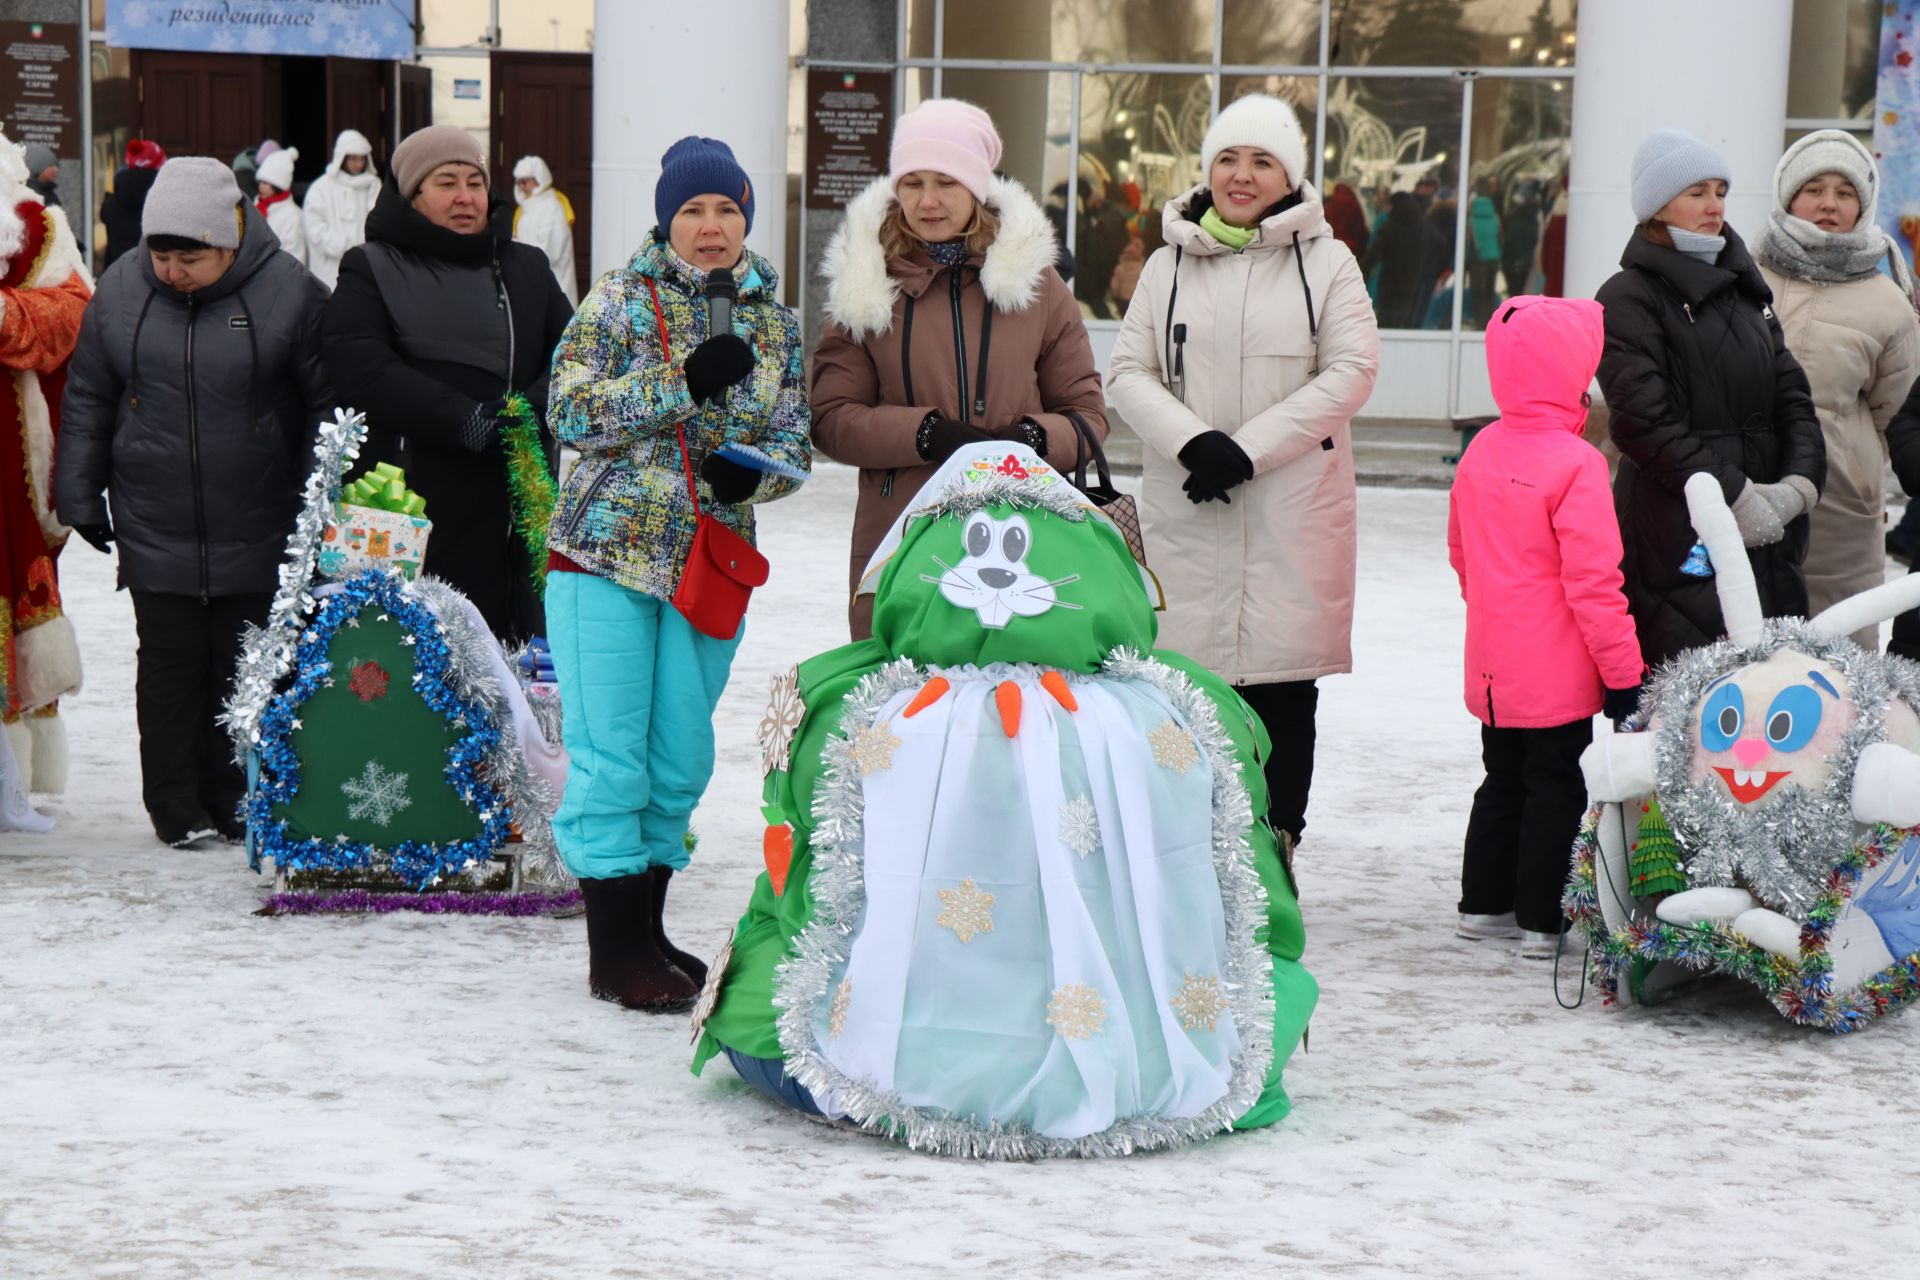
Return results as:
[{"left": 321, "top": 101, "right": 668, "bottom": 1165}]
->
[{"left": 6, "top": 93, "right": 1920, "bottom": 1015}]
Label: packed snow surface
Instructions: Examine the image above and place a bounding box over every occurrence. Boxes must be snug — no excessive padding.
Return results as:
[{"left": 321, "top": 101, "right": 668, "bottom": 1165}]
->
[{"left": 5, "top": 464, "right": 1916, "bottom": 1278}]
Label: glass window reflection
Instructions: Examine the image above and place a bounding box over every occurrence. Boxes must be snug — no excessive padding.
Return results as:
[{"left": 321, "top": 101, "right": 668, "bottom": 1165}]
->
[
  {"left": 1330, "top": 0, "right": 1576, "bottom": 68},
  {"left": 1074, "top": 72, "right": 1213, "bottom": 318},
  {"left": 1461, "top": 77, "right": 1572, "bottom": 327},
  {"left": 1325, "top": 76, "right": 1462, "bottom": 329},
  {"left": 1787, "top": 0, "right": 1880, "bottom": 120},
  {"left": 1221, "top": 0, "right": 1325, "bottom": 65},
  {"left": 945, "top": 0, "right": 1214, "bottom": 65}
]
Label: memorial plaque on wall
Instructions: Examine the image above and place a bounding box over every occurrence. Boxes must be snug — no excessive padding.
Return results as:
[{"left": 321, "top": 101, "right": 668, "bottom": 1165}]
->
[
  {"left": 0, "top": 21, "right": 81, "bottom": 160},
  {"left": 806, "top": 69, "right": 893, "bottom": 211}
]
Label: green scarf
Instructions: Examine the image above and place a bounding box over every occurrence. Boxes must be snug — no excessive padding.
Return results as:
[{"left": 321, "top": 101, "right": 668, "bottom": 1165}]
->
[{"left": 1200, "top": 205, "right": 1257, "bottom": 251}]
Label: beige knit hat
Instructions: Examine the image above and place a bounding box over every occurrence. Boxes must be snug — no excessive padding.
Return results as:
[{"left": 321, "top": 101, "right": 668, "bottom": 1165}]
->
[{"left": 392, "top": 125, "right": 487, "bottom": 199}]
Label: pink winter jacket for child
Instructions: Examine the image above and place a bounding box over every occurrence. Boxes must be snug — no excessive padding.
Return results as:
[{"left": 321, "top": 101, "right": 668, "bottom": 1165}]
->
[{"left": 1448, "top": 296, "right": 1643, "bottom": 728}]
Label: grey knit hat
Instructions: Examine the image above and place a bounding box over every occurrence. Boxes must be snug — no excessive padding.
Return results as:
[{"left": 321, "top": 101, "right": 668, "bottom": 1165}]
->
[
  {"left": 1630, "top": 129, "right": 1731, "bottom": 223},
  {"left": 22, "top": 142, "right": 56, "bottom": 175},
  {"left": 141, "top": 156, "right": 245, "bottom": 249},
  {"left": 392, "top": 125, "right": 488, "bottom": 199},
  {"left": 1773, "top": 128, "right": 1878, "bottom": 224}
]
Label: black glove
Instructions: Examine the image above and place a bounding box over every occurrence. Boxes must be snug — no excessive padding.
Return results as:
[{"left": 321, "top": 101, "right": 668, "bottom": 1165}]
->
[
  {"left": 993, "top": 417, "right": 1049, "bottom": 458},
  {"left": 458, "top": 398, "right": 508, "bottom": 454},
  {"left": 1178, "top": 430, "right": 1254, "bottom": 504},
  {"left": 72, "top": 521, "right": 114, "bottom": 554},
  {"left": 700, "top": 452, "right": 760, "bottom": 504},
  {"left": 915, "top": 411, "right": 996, "bottom": 463},
  {"left": 1603, "top": 684, "right": 1644, "bottom": 729},
  {"left": 684, "top": 334, "right": 755, "bottom": 406}
]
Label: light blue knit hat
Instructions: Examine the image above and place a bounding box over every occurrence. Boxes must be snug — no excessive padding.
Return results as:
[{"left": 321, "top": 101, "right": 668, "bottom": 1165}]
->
[{"left": 1630, "top": 129, "right": 1730, "bottom": 223}]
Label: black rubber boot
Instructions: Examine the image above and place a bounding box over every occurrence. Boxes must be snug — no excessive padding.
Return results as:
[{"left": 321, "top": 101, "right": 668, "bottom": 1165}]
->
[
  {"left": 647, "top": 866, "right": 708, "bottom": 987},
  {"left": 580, "top": 874, "right": 699, "bottom": 1010}
]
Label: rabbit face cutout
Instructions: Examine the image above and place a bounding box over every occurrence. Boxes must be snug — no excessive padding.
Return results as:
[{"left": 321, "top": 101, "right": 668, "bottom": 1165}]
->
[
  {"left": 928, "top": 512, "right": 1082, "bottom": 630},
  {"left": 1687, "top": 650, "right": 1854, "bottom": 806}
]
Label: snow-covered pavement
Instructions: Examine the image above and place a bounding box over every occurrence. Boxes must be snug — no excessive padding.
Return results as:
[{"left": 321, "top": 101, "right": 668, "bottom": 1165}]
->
[{"left": 4, "top": 463, "right": 1916, "bottom": 1278}]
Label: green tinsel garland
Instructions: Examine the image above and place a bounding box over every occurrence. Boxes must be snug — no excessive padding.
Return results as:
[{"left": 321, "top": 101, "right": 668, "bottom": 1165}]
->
[{"left": 501, "top": 393, "right": 559, "bottom": 596}]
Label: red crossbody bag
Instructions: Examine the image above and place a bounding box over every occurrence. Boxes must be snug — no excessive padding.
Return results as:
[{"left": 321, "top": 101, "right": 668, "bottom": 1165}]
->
[{"left": 644, "top": 276, "right": 769, "bottom": 640}]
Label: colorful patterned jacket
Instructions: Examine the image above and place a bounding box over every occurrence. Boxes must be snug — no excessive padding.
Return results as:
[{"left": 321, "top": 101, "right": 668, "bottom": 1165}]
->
[{"left": 545, "top": 234, "right": 810, "bottom": 601}]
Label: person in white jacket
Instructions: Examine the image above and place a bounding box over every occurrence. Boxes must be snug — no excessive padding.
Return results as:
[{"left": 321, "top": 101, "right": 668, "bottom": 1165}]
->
[
  {"left": 513, "top": 155, "right": 579, "bottom": 306},
  {"left": 254, "top": 147, "right": 307, "bottom": 268},
  {"left": 1107, "top": 94, "right": 1381, "bottom": 858},
  {"left": 302, "top": 129, "right": 379, "bottom": 290}
]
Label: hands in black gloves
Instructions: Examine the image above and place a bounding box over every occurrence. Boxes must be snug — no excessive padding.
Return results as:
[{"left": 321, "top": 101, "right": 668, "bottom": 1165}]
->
[
  {"left": 71, "top": 521, "right": 114, "bottom": 554},
  {"left": 684, "top": 334, "right": 756, "bottom": 406},
  {"left": 993, "top": 418, "right": 1049, "bottom": 458},
  {"left": 915, "top": 411, "right": 996, "bottom": 463},
  {"left": 1178, "top": 430, "right": 1254, "bottom": 504},
  {"left": 1603, "top": 684, "right": 1644, "bottom": 729},
  {"left": 457, "top": 398, "right": 508, "bottom": 454},
  {"left": 700, "top": 452, "right": 760, "bottom": 504}
]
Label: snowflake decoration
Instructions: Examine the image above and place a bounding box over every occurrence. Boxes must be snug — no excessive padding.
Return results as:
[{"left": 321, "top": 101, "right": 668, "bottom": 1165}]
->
[
  {"left": 937, "top": 877, "right": 996, "bottom": 943},
  {"left": 1047, "top": 983, "right": 1106, "bottom": 1041},
  {"left": 1149, "top": 719, "right": 1200, "bottom": 775},
  {"left": 1059, "top": 795, "right": 1101, "bottom": 859},
  {"left": 758, "top": 666, "right": 804, "bottom": 775},
  {"left": 340, "top": 760, "right": 413, "bottom": 827},
  {"left": 847, "top": 721, "right": 902, "bottom": 776},
  {"left": 348, "top": 660, "right": 390, "bottom": 703},
  {"left": 1169, "top": 971, "right": 1227, "bottom": 1033},
  {"left": 689, "top": 930, "right": 735, "bottom": 1045},
  {"left": 828, "top": 977, "right": 852, "bottom": 1038}
]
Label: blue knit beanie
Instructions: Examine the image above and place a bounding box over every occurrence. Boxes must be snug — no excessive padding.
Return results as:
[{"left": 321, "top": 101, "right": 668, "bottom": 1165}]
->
[
  {"left": 1630, "top": 128, "right": 1731, "bottom": 223},
  {"left": 655, "top": 136, "right": 754, "bottom": 236}
]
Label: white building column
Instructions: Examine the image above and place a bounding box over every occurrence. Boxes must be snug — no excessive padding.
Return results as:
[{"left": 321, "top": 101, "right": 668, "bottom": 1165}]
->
[
  {"left": 591, "top": 2, "right": 790, "bottom": 284},
  {"left": 1565, "top": 0, "right": 1795, "bottom": 302}
]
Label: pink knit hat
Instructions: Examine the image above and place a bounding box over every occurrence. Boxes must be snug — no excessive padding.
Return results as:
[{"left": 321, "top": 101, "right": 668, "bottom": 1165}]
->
[{"left": 889, "top": 99, "right": 1001, "bottom": 202}]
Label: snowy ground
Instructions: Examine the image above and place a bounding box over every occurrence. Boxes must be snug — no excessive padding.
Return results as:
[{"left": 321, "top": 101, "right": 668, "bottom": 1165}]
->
[{"left": 5, "top": 463, "right": 1917, "bottom": 1279}]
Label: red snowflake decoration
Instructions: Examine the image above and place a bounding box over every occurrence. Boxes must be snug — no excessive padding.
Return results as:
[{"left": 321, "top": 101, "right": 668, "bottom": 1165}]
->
[
  {"left": 349, "top": 660, "right": 391, "bottom": 703},
  {"left": 1898, "top": 49, "right": 1913, "bottom": 67}
]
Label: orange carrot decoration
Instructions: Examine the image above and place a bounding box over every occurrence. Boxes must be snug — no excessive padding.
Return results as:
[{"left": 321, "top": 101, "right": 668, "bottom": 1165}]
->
[
  {"left": 995, "top": 681, "right": 1022, "bottom": 738},
  {"left": 1041, "top": 671, "right": 1079, "bottom": 712},
  {"left": 903, "top": 676, "right": 951, "bottom": 718}
]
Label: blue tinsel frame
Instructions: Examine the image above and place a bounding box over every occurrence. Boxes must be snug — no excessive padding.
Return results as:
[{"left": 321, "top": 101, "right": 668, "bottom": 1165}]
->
[{"left": 246, "top": 569, "right": 513, "bottom": 890}]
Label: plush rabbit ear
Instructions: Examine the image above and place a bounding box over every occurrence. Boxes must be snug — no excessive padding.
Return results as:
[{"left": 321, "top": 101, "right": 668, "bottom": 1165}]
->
[
  {"left": 1685, "top": 473, "right": 1764, "bottom": 647},
  {"left": 1808, "top": 575, "right": 1920, "bottom": 640}
]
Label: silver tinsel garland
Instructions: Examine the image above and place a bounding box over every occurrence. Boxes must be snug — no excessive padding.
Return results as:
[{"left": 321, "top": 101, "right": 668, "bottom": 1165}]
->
[
  {"left": 1647, "top": 618, "right": 1920, "bottom": 917},
  {"left": 771, "top": 648, "right": 1276, "bottom": 1160},
  {"left": 224, "top": 408, "right": 367, "bottom": 758},
  {"left": 914, "top": 468, "right": 1093, "bottom": 526}
]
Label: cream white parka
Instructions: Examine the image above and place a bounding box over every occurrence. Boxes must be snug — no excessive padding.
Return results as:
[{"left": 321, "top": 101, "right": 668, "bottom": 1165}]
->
[{"left": 1108, "top": 183, "right": 1380, "bottom": 684}]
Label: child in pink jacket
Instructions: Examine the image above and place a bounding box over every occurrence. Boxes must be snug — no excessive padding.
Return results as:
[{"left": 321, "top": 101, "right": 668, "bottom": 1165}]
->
[{"left": 1447, "top": 295, "right": 1644, "bottom": 959}]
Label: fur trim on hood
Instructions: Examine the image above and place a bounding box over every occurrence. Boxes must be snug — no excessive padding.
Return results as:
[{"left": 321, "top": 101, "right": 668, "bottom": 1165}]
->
[{"left": 822, "top": 172, "right": 1058, "bottom": 342}]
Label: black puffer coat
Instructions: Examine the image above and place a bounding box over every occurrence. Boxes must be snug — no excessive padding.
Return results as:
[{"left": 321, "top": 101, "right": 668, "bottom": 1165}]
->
[
  {"left": 56, "top": 205, "right": 333, "bottom": 598},
  {"left": 1596, "top": 226, "right": 1825, "bottom": 668},
  {"left": 100, "top": 166, "right": 159, "bottom": 270},
  {"left": 323, "top": 177, "right": 572, "bottom": 641},
  {"left": 1885, "top": 380, "right": 1920, "bottom": 660}
]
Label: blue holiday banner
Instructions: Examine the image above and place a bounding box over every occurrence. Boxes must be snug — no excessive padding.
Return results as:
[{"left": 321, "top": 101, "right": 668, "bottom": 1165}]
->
[
  {"left": 1876, "top": 2, "right": 1920, "bottom": 268},
  {"left": 105, "top": 0, "right": 414, "bottom": 62}
]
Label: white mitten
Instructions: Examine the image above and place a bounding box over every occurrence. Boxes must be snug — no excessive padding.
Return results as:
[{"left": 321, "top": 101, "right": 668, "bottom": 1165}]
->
[
  {"left": 1852, "top": 743, "right": 1920, "bottom": 827},
  {"left": 1731, "top": 907, "right": 1804, "bottom": 959},
  {"left": 1579, "top": 720, "right": 1657, "bottom": 801},
  {"left": 1656, "top": 886, "right": 1758, "bottom": 925}
]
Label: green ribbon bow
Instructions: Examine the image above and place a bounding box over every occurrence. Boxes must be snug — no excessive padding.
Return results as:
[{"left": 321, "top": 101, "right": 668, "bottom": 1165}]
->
[{"left": 341, "top": 462, "right": 427, "bottom": 518}]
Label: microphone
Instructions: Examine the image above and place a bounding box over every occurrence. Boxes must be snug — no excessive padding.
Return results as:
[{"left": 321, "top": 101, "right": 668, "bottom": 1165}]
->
[{"left": 706, "top": 268, "right": 737, "bottom": 409}]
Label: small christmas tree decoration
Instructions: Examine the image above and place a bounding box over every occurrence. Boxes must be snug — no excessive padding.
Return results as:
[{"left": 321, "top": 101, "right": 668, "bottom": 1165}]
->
[{"left": 1630, "top": 799, "right": 1687, "bottom": 897}]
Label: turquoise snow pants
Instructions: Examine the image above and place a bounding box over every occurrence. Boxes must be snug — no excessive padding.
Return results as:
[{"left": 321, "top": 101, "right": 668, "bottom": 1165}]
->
[{"left": 546, "top": 571, "right": 743, "bottom": 879}]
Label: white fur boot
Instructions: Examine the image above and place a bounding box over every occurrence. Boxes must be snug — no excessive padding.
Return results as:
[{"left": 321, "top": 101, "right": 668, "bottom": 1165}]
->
[
  {"left": 24, "top": 714, "right": 67, "bottom": 794},
  {"left": 0, "top": 723, "right": 54, "bottom": 834}
]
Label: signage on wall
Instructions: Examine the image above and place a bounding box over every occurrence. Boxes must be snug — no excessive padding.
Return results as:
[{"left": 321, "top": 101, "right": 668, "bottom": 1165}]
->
[
  {"left": 453, "top": 79, "right": 481, "bottom": 101},
  {"left": 0, "top": 21, "right": 80, "bottom": 160},
  {"left": 105, "top": 0, "right": 414, "bottom": 61},
  {"left": 806, "top": 69, "right": 894, "bottom": 211}
]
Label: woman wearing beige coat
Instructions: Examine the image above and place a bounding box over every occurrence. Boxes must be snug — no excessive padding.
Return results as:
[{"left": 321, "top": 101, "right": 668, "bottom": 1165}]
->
[
  {"left": 1755, "top": 129, "right": 1920, "bottom": 646},
  {"left": 1108, "top": 95, "right": 1380, "bottom": 853}
]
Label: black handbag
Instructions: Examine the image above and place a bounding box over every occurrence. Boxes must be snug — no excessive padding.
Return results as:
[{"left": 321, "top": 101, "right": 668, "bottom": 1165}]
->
[{"left": 1066, "top": 412, "right": 1149, "bottom": 570}]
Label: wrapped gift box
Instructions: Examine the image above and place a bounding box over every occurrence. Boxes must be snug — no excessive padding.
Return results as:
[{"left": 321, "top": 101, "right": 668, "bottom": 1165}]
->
[{"left": 317, "top": 464, "right": 432, "bottom": 581}]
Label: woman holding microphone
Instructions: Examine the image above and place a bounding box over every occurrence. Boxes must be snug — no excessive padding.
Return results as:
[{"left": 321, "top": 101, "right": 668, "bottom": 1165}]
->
[{"left": 545, "top": 136, "right": 811, "bottom": 1011}]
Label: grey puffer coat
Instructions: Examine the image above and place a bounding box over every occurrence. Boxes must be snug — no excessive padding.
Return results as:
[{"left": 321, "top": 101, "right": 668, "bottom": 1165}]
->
[{"left": 56, "top": 204, "right": 333, "bottom": 597}]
